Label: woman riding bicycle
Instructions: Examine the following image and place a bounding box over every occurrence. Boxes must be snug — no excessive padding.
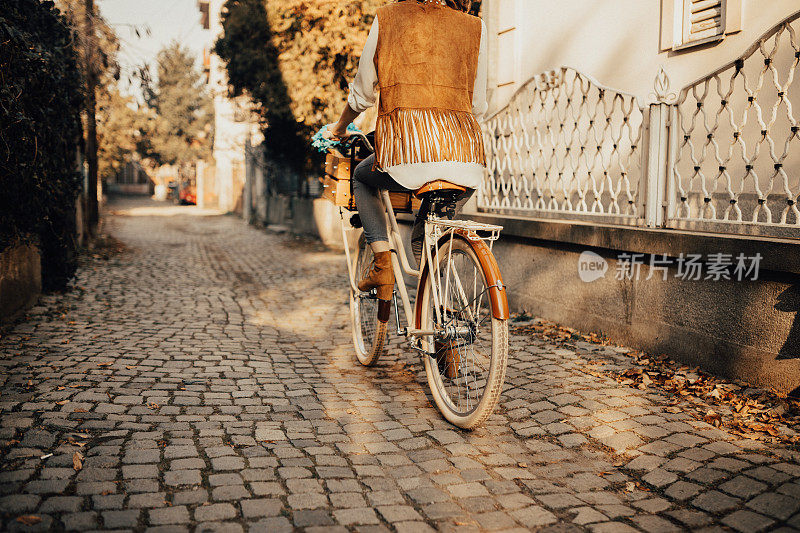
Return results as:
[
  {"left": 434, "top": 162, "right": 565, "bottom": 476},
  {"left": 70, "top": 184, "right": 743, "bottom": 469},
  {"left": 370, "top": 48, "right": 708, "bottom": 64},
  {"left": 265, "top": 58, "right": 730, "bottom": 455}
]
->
[{"left": 328, "top": 0, "right": 488, "bottom": 303}]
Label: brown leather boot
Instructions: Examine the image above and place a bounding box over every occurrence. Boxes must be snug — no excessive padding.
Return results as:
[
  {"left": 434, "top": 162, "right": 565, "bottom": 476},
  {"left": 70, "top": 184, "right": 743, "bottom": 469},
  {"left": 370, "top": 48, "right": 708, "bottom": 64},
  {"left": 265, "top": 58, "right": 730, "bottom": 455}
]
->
[{"left": 358, "top": 251, "right": 395, "bottom": 301}]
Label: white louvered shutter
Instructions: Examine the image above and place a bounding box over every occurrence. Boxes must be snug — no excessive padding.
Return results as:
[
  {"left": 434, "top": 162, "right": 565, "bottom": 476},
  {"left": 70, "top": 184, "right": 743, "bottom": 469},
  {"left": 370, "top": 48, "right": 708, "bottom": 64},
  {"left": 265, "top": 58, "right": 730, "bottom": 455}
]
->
[{"left": 683, "top": 0, "right": 725, "bottom": 45}]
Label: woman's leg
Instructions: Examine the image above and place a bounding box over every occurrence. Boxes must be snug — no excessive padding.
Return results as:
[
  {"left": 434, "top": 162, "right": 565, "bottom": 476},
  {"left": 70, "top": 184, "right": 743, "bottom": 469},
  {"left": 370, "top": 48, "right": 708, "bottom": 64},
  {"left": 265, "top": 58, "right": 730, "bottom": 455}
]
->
[
  {"left": 352, "top": 154, "right": 405, "bottom": 253},
  {"left": 351, "top": 155, "right": 408, "bottom": 299}
]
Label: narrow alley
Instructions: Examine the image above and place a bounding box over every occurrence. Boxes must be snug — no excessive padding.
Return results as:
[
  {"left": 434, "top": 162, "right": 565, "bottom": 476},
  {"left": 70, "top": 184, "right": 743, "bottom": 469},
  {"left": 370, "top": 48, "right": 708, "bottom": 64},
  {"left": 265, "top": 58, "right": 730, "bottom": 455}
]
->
[{"left": 1, "top": 198, "right": 798, "bottom": 532}]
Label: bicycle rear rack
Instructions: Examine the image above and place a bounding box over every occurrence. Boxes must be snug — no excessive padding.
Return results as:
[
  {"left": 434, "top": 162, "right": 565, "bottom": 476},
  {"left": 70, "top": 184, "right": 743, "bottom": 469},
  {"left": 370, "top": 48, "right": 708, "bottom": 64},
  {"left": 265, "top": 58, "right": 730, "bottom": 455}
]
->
[{"left": 426, "top": 216, "right": 503, "bottom": 249}]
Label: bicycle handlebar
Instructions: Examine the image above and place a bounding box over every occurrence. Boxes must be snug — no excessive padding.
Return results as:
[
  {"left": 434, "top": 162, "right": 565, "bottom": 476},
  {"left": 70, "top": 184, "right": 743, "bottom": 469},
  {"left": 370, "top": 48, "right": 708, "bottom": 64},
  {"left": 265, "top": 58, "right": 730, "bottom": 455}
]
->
[{"left": 340, "top": 132, "right": 374, "bottom": 153}]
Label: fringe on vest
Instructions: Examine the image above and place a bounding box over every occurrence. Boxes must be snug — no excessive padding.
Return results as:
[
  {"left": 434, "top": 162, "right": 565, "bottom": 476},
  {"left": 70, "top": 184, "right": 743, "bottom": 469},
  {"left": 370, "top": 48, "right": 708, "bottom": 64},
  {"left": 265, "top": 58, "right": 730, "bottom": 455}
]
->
[{"left": 375, "top": 108, "right": 486, "bottom": 169}]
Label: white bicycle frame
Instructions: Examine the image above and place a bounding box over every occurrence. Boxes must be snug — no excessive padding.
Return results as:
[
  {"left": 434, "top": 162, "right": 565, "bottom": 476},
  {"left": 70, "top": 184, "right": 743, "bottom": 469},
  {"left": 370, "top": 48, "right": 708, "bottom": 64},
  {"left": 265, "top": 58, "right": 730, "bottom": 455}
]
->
[{"left": 340, "top": 191, "right": 503, "bottom": 342}]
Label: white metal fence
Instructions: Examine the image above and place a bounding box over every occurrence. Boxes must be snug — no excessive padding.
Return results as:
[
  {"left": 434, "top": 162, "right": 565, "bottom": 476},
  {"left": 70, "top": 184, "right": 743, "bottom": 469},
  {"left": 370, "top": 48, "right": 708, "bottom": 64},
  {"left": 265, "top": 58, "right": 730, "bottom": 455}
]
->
[
  {"left": 481, "top": 68, "right": 644, "bottom": 226},
  {"left": 669, "top": 15, "right": 800, "bottom": 238},
  {"left": 481, "top": 13, "right": 800, "bottom": 240}
]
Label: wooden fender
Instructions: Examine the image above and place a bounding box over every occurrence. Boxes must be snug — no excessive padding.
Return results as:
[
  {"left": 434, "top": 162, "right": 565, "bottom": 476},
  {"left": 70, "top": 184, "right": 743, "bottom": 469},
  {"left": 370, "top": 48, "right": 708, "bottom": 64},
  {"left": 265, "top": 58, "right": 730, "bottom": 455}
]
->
[{"left": 415, "top": 230, "right": 509, "bottom": 330}]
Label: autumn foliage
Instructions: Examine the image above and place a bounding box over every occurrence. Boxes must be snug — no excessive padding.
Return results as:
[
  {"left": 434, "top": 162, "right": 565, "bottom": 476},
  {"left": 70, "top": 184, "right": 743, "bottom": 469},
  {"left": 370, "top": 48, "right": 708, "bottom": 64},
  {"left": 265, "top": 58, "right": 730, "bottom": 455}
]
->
[
  {"left": 1, "top": 0, "right": 84, "bottom": 289},
  {"left": 513, "top": 317, "right": 800, "bottom": 444},
  {"left": 215, "top": 0, "right": 381, "bottom": 179}
]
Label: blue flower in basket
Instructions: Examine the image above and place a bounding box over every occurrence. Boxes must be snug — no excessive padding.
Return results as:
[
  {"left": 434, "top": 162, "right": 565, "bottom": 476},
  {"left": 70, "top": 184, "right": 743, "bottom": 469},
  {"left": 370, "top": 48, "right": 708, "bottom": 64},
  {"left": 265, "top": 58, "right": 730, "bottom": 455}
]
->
[{"left": 311, "top": 123, "right": 362, "bottom": 153}]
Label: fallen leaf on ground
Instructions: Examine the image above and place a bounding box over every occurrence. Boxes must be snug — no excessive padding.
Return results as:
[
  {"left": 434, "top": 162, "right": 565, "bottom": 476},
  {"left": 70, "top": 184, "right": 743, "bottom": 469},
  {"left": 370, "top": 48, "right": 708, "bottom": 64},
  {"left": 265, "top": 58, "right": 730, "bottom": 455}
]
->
[
  {"left": 73, "top": 451, "right": 83, "bottom": 471},
  {"left": 16, "top": 516, "right": 42, "bottom": 525},
  {"left": 517, "top": 314, "right": 800, "bottom": 445},
  {"left": 704, "top": 409, "right": 722, "bottom": 427}
]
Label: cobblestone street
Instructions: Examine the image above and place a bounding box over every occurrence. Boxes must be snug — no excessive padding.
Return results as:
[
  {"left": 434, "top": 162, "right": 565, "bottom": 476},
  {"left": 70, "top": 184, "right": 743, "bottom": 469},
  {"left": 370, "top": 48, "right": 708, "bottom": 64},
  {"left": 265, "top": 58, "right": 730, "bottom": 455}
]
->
[{"left": 2, "top": 197, "right": 800, "bottom": 532}]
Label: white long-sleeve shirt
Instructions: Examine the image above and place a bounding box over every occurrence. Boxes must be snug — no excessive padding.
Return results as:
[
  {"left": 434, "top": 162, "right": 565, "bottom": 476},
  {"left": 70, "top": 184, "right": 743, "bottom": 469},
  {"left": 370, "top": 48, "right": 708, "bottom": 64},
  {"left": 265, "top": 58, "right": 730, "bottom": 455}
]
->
[{"left": 347, "top": 16, "right": 489, "bottom": 190}]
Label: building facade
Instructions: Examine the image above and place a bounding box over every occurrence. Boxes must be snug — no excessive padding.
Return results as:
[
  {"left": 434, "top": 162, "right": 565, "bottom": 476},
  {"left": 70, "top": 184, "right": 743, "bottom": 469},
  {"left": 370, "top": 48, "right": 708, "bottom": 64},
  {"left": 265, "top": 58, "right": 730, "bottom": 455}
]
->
[{"left": 197, "top": 0, "right": 258, "bottom": 213}]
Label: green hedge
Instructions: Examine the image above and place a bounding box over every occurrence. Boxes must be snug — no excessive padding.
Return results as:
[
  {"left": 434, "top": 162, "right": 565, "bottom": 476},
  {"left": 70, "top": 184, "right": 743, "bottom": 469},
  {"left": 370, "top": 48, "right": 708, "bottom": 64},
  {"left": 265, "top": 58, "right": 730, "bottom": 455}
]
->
[{"left": 0, "top": 0, "right": 84, "bottom": 290}]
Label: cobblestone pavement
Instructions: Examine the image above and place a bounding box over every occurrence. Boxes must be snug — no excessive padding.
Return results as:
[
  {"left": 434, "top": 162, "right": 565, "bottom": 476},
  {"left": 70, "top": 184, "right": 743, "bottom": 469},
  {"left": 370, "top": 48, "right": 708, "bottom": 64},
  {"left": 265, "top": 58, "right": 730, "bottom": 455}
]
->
[{"left": 2, "top": 197, "right": 800, "bottom": 533}]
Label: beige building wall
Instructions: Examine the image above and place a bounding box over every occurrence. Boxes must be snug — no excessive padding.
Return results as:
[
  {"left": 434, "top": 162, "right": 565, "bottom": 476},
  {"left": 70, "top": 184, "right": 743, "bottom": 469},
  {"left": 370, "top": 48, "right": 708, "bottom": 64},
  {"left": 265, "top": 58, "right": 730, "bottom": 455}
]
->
[
  {"left": 484, "top": 0, "right": 800, "bottom": 111},
  {"left": 204, "top": 0, "right": 255, "bottom": 213}
]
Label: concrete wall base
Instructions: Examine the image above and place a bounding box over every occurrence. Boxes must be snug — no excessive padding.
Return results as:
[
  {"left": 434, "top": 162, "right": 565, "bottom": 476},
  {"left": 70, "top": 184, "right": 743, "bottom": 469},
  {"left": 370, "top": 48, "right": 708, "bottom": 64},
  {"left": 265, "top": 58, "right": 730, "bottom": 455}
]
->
[
  {"left": 0, "top": 244, "right": 42, "bottom": 323},
  {"left": 394, "top": 222, "right": 800, "bottom": 396},
  {"left": 262, "top": 196, "right": 346, "bottom": 248},
  {"left": 490, "top": 236, "right": 800, "bottom": 396}
]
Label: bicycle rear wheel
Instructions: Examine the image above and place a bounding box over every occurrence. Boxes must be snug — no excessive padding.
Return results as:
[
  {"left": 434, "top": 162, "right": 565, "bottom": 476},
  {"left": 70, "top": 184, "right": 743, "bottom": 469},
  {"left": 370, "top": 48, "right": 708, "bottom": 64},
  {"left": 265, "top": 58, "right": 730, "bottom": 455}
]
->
[
  {"left": 350, "top": 236, "right": 388, "bottom": 366},
  {"left": 418, "top": 235, "right": 508, "bottom": 429}
]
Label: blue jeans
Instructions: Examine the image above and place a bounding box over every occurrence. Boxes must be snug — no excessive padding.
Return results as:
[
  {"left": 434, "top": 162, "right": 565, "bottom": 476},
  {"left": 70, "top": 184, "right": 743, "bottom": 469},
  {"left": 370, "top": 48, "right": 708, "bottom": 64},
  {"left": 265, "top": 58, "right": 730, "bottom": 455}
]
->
[{"left": 352, "top": 154, "right": 410, "bottom": 244}]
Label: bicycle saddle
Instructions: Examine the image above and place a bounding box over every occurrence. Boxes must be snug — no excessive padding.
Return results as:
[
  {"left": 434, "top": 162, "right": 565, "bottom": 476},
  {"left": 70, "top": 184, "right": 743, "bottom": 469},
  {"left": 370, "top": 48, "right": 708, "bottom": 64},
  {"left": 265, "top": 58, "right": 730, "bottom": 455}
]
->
[{"left": 414, "top": 180, "right": 467, "bottom": 200}]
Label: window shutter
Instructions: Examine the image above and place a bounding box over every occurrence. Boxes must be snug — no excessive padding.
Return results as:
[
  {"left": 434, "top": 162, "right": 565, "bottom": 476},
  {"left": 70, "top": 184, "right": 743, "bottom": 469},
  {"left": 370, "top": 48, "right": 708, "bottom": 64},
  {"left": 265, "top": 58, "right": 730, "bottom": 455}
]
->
[
  {"left": 198, "top": 1, "right": 210, "bottom": 31},
  {"left": 661, "top": 0, "right": 739, "bottom": 52},
  {"left": 683, "top": 0, "right": 724, "bottom": 45}
]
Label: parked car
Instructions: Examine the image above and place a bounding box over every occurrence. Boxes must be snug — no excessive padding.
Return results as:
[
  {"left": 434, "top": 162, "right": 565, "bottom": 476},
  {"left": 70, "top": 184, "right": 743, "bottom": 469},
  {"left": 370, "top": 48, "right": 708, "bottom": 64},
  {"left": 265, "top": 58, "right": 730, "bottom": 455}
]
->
[
  {"left": 169, "top": 179, "right": 197, "bottom": 205},
  {"left": 179, "top": 180, "right": 197, "bottom": 205}
]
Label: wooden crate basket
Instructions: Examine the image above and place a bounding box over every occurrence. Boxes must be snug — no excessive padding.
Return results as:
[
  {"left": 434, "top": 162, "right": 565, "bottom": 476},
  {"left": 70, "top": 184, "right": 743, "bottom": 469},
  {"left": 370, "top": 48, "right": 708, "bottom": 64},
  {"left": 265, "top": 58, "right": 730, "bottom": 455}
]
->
[
  {"left": 321, "top": 152, "right": 417, "bottom": 214},
  {"left": 321, "top": 152, "right": 356, "bottom": 210}
]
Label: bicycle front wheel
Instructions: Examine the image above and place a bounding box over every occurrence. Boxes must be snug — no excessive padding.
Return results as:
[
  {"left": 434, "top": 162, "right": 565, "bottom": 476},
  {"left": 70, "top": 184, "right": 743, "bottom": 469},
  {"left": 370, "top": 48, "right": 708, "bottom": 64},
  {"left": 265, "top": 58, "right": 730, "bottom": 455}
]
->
[
  {"left": 350, "top": 236, "right": 388, "bottom": 366},
  {"left": 418, "top": 235, "right": 508, "bottom": 429}
]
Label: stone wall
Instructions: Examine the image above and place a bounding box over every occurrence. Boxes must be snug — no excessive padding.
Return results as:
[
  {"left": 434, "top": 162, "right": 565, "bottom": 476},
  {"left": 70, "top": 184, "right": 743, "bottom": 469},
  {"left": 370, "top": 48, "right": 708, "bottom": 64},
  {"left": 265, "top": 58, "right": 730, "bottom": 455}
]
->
[
  {"left": 0, "top": 244, "right": 41, "bottom": 323},
  {"left": 260, "top": 196, "right": 346, "bottom": 249},
  {"left": 490, "top": 237, "right": 800, "bottom": 397}
]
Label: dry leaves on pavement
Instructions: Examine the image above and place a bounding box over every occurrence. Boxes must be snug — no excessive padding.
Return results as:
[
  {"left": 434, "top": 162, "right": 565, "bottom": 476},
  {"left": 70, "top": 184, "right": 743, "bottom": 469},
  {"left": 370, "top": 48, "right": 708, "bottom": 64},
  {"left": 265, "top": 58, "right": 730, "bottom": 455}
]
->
[
  {"left": 72, "top": 451, "right": 83, "bottom": 471},
  {"left": 512, "top": 316, "right": 800, "bottom": 445}
]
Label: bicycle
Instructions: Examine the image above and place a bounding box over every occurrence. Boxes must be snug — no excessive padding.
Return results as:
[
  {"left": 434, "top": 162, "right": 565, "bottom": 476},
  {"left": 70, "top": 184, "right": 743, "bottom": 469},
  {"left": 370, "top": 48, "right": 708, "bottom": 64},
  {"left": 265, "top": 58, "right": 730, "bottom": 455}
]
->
[{"left": 323, "top": 133, "right": 509, "bottom": 429}]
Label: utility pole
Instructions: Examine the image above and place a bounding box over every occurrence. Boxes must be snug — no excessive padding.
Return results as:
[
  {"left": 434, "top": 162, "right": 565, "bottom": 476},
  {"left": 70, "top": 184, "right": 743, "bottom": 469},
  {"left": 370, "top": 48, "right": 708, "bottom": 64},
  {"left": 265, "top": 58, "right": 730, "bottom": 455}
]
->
[{"left": 84, "top": 0, "right": 99, "bottom": 236}]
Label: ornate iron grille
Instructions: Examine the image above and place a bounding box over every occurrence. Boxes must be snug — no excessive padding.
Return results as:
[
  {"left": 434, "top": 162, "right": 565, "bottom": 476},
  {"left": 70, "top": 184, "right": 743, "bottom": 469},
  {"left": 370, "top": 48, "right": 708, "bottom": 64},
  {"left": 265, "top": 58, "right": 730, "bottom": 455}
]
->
[
  {"left": 670, "top": 14, "right": 800, "bottom": 237},
  {"left": 480, "top": 67, "right": 645, "bottom": 224}
]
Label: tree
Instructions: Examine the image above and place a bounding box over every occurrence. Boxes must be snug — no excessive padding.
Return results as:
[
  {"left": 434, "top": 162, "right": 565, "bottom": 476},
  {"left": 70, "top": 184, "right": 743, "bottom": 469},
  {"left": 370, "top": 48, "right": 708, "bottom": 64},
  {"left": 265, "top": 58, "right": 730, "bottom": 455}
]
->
[
  {"left": 215, "top": 1, "right": 482, "bottom": 180},
  {"left": 56, "top": 0, "right": 120, "bottom": 235},
  {"left": 215, "top": 0, "right": 382, "bottom": 176},
  {"left": 1, "top": 0, "right": 84, "bottom": 289},
  {"left": 146, "top": 43, "right": 213, "bottom": 167},
  {"left": 96, "top": 84, "right": 154, "bottom": 183}
]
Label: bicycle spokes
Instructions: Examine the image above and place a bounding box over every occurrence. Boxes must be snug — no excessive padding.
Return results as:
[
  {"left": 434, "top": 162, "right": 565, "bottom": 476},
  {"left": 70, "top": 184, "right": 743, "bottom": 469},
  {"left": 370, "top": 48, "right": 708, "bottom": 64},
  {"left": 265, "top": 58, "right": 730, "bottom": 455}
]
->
[
  {"left": 351, "top": 238, "right": 387, "bottom": 367},
  {"left": 429, "top": 248, "right": 494, "bottom": 415}
]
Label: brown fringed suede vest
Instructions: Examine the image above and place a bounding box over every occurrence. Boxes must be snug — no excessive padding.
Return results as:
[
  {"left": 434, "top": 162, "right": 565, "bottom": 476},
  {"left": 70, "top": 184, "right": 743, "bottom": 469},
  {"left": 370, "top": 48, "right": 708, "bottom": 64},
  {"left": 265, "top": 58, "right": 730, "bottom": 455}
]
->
[{"left": 374, "top": 1, "right": 486, "bottom": 169}]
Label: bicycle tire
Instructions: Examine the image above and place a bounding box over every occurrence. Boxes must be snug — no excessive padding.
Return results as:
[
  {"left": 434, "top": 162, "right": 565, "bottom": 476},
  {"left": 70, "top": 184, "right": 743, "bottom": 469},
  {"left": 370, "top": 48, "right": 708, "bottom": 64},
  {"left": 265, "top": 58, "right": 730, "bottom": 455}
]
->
[
  {"left": 350, "top": 235, "right": 388, "bottom": 366},
  {"left": 418, "top": 235, "right": 508, "bottom": 429}
]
